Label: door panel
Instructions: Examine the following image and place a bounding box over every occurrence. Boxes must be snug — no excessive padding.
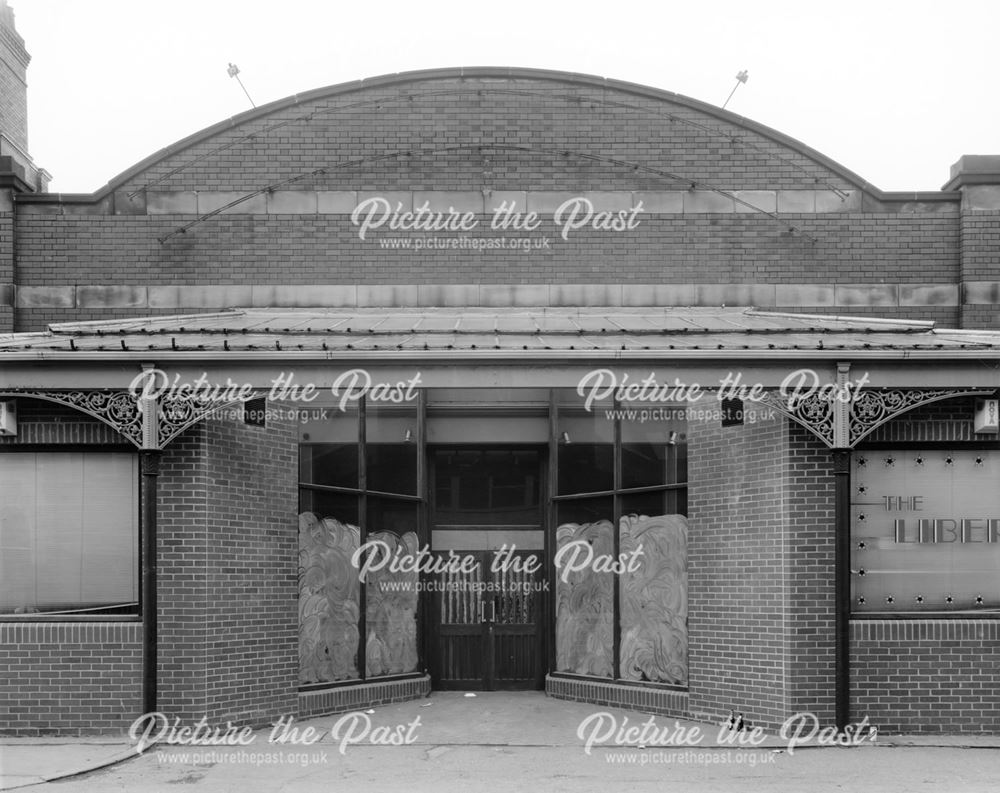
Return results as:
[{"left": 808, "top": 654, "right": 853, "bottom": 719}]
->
[
  {"left": 489, "top": 550, "right": 543, "bottom": 690},
  {"left": 432, "top": 547, "right": 544, "bottom": 691},
  {"left": 428, "top": 446, "right": 546, "bottom": 691},
  {"left": 433, "top": 553, "right": 487, "bottom": 690}
]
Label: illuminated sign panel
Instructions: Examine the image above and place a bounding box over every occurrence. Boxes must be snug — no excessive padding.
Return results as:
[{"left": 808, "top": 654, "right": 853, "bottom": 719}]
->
[{"left": 851, "top": 450, "right": 1000, "bottom": 612}]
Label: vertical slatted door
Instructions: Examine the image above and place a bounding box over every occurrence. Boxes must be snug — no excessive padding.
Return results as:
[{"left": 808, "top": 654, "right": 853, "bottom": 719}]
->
[
  {"left": 488, "top": 549, "right": 544, "bottom": 690},
  {"left": 432, "top": 551, "right": 487, "bottom": 689}
]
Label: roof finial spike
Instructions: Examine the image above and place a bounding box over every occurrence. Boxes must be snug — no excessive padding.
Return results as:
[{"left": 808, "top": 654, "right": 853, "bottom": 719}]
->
[
  {"left": 722, "top": 70, "right": 749, "bottom": 109},
  {"left": 227, "top": 63, "right": 256, "bottom": 108}
]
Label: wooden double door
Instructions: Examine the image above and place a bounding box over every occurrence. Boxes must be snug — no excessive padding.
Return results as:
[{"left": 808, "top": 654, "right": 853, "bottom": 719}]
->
[
  {"left": 430, "top": 548, "right": 544, "bottom": 690},
  {"left": 428, "top": 446, "right": 546, "bottom": 691}
]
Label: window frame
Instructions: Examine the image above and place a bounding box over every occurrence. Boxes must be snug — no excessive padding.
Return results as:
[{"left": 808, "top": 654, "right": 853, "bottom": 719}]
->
[
  {"left": 297, "top": 393, "right": 427, "bottom": 690},
  {"left": 547, "top": 392, "right": 689, "bottom": 689},
  {"left": 0, "top": 444, "right": 141, "bottom": 622}
]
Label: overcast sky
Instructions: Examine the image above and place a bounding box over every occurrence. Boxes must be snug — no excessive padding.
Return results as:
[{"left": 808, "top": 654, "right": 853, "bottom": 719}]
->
[{"left": 13, "top": 0, "right": 999, "bottom": 194}]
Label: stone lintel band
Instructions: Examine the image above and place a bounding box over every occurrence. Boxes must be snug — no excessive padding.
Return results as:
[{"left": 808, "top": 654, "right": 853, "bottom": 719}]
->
[
  {"left": 4, "top": 283, "right": 965, "bottom": 310},
  {"left": 12, "top": 188, "right": 977, "bottom": 216}
]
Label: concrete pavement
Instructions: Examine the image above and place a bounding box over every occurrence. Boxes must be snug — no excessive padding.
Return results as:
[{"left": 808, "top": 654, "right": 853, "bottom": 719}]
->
[
  {"left": 2, "top": 692, "right": 998, "bottom": 791},
  {"left": 0, "top": 737, "right": 137, "bottom": 790}
]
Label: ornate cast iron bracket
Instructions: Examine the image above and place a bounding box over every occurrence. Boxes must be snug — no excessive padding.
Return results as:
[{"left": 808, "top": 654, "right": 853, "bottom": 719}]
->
[
  {"left": 4, "top": 381, "right": 995, "bottom": 453},
  {"left": 0, "top": 390, "right": 266, "bottom": 450},
  {"left": 756, "top": 390, "right": 836, "bottom": 447},
  {"left": 846, "top": 388, "right": 995, "bottom": 447},
  {"left": 0, "top": 390, "right": 146, "bottom": 446},
  {"left": 757, "top": 386, "right": 995, "bottom": 450},
  {"left": 156, "top": 394, "right": 267, "bottom": 448}
]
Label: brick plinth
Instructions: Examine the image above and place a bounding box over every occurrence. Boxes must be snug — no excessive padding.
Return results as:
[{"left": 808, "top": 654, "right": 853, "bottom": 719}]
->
[
  {"left": 545, "top": 675, "right": 689, "bottom": 718},
  {"left": 850, "top": 620, "right": 1000, "bottom": 733},
  {"left": 0, "top": 622, "right": 142, "bottom": 735},
  {"left": 298, "top": 676, "right": 432, "bottom": 719}
]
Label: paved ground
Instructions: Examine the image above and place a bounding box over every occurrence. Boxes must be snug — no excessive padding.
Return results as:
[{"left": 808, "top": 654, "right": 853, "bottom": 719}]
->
[{"left": 2, "top": 692, "right": 998, "bottom": 792}]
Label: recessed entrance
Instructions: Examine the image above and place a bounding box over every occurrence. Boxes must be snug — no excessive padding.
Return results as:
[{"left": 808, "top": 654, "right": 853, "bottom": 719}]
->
[{"left": 428, "top": 447, "right": 546, "bottom": 691}]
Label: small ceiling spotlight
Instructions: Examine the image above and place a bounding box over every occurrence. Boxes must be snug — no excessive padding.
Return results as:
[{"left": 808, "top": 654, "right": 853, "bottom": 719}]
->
[
  {"left": 667, "top": 431, "right": 678, "bottom": 445},
  {"left": 403, "top": 429, "right": 413, "bottom": 443},
  {"left": 560, "top": 431, "right": 571, "bottom": 444}
]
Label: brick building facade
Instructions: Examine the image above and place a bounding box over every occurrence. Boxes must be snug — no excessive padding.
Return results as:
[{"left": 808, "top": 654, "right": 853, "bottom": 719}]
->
[{"left": 1, "top": 2, "right": 999, "bottom": 736}]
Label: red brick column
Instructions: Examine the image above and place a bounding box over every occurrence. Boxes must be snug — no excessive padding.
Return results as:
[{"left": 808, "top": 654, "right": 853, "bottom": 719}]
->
[
  {"left": 686, "top": 409, "right": 836, "bottom": 730},
  {"left": 157, "top": 404, "right": 298, "bottom": 726}
]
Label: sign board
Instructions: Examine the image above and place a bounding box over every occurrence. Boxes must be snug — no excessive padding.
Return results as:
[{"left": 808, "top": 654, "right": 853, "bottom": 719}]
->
[
  {"left": 974, "top": 399, "right": 999, "bottom": 434},
  {"left": 0, "top": 401, "right": 15, "bottom": 436},
  {"left": 851, "top": 449, "right": 1000, "bottom": 612}
]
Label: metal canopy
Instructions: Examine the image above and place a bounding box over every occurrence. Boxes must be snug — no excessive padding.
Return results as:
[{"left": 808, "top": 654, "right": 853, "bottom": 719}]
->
[{"left": 2, "top": 307, "right": 1000, "bottom": 359}]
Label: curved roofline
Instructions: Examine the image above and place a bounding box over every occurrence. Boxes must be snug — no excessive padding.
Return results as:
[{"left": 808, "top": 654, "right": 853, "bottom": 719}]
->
[{"left": 56, "top": 66, "right": 937, "bottom": 201}]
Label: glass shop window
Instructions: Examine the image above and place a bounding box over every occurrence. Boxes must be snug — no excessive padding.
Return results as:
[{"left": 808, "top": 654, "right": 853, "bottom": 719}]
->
[
  {"left": 852, "top": 449, "right": 1000, "bottom": 613},
  {"left": 366, "top": 404, "right": 418, "bottom": 496},
  {"left": 552, "top": 391, "right": 689, "bottom": 688},
  {"left": 621, "top": 407, "right": 687, "bottom": 490},
  {"left": 555, "top": 497, "right": 615, "bottom": 680},
  {"left": 557, "top": 406, "right": 614, "bottom": 495},
  {"left": 299, "top": 404, "right": 359, "bottom": 491},
  {"left": 433, "top": 448, "right": 541, "bottom": 526},
  {"left": 0, "top": 452, "right": 139, "bottom": 616},
  {"left": 297, "top": 400, "right": 422, "bottom": 686}
]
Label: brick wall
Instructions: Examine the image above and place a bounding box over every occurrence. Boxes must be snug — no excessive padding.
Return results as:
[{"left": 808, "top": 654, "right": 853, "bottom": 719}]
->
[
  {"left": 157, "top": 422, "right": 211, "bottom": 720},
  {"left": 687, "top": 409, "right": 836, "bottom": 731},
  {"left": 9, "top": 211, "right": 959, "bottom": 287},
  {"left": 784, "top": 424, "right": 836, "bottom": 721},
  {"left": 113, "top": 75, "right": 853, "bottom": 195},
  {"left": 0, "top": 13, "right": 28, "bottom": 153},
  {"left": 0, "top": 205, "right": 11, "bottom": 334},
  {"left": 0, "top": 404, "right": 140, "bottom": 735},
  {"left": 157, "top": 402, "right": 298, "bottom": 727},
  {"left": 850, "top": 397, "right": 1000, "bottom": 731},
  {"left": 203, "top": 409, "right": 299, "bottom": 724},
  {"left": 0, "top": 622, "right": 142, "bottom": 735},
  {"left": 961, "top": 305, "right": 1000, "bottom": 329},
  {"left": 851, "top": 621, "right": 1000, "bottom": 733},
  {"left": 960, "top": 211, "right": 1000, "bottom": 329},
  {"left": 687, "top": 408, "right": 789, "bottom": 729},
  {"left": 3, "top": 69, "right": 986, "bottom": 332},
  {"left": 959, "top": 213, "right": 1000, "bottom": 281}
]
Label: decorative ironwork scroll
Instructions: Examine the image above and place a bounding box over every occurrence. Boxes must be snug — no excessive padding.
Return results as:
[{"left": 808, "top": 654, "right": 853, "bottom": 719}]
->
[
  {"left": 157, "top": 393, "right": 267, "bottom": 449},
  {"left": 756, "top": 391, "right": 836, "bottom": 447},
  {"left": 0, "top": 390, "right": 144, "bottom": 446},
  {"left": 757, "top": 388, "right": 994, "bottom": 449},
  {"left": 0, "top": 389, "right": 268, "bottom": 450},
  {"left": 847, "top": 389, "right": 992, "bottom": 447}
]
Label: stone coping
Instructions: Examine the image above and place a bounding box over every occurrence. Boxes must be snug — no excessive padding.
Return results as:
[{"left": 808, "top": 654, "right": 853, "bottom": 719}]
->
[
  {"left": 14, "top": 188, "right": 967, "bottom": 216},
  {"left": 5, "top": 283, "right": 961, "bottom": 310}
]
